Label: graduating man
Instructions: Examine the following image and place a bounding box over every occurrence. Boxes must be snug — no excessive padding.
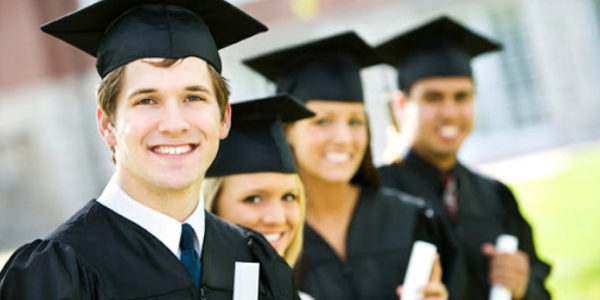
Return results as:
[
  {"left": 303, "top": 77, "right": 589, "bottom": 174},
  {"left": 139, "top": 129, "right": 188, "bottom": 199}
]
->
[
  {"left": 376, "top": 16, "right": 551, "bottom": 300},
  {"left": 0, "top": 1, "right": 299, "bottom": 299}
]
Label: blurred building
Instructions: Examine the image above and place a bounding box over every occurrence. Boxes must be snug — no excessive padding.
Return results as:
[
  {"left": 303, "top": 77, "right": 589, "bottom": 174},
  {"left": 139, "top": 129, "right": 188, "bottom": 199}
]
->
[
  {"left": 221, "top": 0, "right": 600, "bottom": 165},
  {"left": 0, "top": 0, "right": 110, "bottom": 249},
  {"left": 1, "top": 0, "right": 600, "bottom": 251}
]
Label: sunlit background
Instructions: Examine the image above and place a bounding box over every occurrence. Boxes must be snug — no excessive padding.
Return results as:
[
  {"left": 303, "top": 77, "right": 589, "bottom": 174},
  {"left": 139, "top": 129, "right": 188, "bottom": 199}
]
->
[{"left": 1, "top": 0, "right": 599, "bottom": 299}]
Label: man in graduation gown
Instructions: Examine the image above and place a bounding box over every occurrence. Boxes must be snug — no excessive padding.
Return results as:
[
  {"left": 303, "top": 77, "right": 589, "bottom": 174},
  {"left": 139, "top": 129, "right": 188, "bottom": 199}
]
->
[
  {"left": 0, "top": 1, "right": 299, "bottom": 299},
  {"left": 376, "top": 16, "right": 551, "bottom": 300}
]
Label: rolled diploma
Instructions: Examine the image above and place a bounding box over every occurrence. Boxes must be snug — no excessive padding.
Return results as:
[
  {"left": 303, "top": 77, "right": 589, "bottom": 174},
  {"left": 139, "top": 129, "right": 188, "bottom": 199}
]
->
[
  {"left": 489, "top": 234, "right": 519, "bottom": 300},
  {"left": 402, "top": 241, "right": 438, "bottom": 300},
  {"left": 233, "top": 262, "right": 260, "bottom": 300}
]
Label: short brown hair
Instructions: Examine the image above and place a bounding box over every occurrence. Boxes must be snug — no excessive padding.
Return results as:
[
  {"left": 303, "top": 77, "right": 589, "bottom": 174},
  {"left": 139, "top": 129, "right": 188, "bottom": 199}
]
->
[{"left": 97, "top": 58, "right": 231, "bottom": 162}]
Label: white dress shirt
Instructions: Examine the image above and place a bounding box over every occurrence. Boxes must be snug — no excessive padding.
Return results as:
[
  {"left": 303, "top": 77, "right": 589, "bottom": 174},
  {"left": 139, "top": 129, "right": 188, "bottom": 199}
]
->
[{"left": 97, "top": 175, "right": 205, "bottom": 259}]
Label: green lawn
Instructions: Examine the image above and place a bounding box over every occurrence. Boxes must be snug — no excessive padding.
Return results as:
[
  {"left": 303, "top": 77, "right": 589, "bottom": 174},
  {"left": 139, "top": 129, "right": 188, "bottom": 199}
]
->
[{"left": 509, "top": 146, "right": 600, "bottom": 300}]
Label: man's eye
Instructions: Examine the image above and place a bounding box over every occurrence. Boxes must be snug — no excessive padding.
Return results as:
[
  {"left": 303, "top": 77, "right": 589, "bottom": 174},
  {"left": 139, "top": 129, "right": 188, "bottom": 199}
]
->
[
  {"left": 455, "top": 93, "right": 472, "bottom": 102},
  {"left": 137, "top": 98, "right": 156, "bottom": 105},
  {"left": 424, "top": 94, "right": 442, "bottom": 102},
  {"left": 349, "top": 119, "right": 364, "bottom": 126},
  {"left": 282, "top": 193, "right": 297, "bottom": 202},
  {"left": 187, "top": 95, "right": 205, "bottom": 102},
  {"left": 243, "top": 195, "right": 260, "bottom": 204}
]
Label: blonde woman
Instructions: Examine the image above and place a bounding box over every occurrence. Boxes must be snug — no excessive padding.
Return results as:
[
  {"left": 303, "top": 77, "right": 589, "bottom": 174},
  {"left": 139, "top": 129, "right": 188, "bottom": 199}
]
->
[{"left": 202, "top": 94, "right": 316, "bottom": 300}]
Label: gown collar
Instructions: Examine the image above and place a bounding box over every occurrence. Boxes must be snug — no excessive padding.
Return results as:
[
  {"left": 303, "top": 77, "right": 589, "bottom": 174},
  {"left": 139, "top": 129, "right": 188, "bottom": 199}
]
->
[
  {"left": 403, "top": 149, "right": 460, "bottom": 187},
  {"left": 97, "top": 175, "right": 205, "bottom": 259}
]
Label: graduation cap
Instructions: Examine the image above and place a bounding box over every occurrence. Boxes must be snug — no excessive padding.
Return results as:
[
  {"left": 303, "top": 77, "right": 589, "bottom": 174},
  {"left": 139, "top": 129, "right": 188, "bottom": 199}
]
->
[
  {"left": 375, "top": 16, "right": 502, "bottom": 92},
  {"left": 243, "top": 31, "right": 384, "bottom": 103},
  {"left": 206, "top": 93, "right": 315, "bottom": 177},
  {"left": 41, "top": 0, "right": 268, "bottom": 78}
]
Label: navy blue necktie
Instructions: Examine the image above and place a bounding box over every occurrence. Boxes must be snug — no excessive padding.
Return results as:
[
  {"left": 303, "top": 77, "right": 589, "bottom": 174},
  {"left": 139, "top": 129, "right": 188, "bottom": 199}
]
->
[{"left": 180, "top": 223, "right": 201, "bottom": 289}]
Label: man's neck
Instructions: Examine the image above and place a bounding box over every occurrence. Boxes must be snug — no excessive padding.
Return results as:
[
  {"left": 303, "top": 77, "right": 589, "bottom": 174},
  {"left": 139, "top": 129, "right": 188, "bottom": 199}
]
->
[
  {"left": 116, "top": 173, "right": 201, "bottom": 222},
  {"left": 410, "top": 146, "right": 458, "bottom": 172}
]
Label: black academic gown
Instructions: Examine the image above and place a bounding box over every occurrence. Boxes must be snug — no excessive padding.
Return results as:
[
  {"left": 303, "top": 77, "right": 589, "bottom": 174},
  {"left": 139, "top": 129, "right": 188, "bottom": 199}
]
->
[
  {"left": 0, "top": 200, "right": 299, "bottom": 300},
  {"left": 378, "top": 150, "right": 551, "bottom": 300},
  {"left": 295, "top": 187, "right": 459, "bottom": 300}
]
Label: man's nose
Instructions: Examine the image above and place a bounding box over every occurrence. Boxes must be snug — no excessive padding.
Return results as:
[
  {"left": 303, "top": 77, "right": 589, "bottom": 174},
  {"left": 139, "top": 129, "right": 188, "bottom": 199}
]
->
[{"left": 158, "top": 102, "right": 191, "bottom": 135}]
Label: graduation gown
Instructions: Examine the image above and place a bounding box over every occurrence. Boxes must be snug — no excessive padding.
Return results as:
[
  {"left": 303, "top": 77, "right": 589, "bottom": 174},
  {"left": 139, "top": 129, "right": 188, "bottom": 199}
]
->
[
  {"left": 0, "top": 200, "right": 299, "bottom": 300},
  {"left": 295, "top": 187, "right": 459, "bottom": 300},
  {"left": 378, "top": 150, "right": 551, "bottom": 300}
]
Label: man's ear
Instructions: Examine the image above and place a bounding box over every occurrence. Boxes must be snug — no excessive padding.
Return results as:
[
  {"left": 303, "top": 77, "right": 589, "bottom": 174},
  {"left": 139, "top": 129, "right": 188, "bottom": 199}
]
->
[
  {"left": 97, "top": 107, "right": 116, "bottom": 146},
  {"left": 219, "top": 103, "right": 232, "bottom": 139},
  {"left": 394, "top": 91, "right": 407, "bottom": 112}
]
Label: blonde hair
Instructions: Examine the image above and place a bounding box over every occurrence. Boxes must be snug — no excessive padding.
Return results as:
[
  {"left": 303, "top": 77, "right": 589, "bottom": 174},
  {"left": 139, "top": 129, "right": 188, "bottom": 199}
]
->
[{"left": 202, "top": 175, "right": 305, "bottom": 267}]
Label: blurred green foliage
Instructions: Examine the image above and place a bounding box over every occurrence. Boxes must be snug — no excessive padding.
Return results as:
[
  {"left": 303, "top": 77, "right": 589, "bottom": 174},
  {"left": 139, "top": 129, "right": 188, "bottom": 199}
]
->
[{"left": 510, "top": 146, "right": 600, "bottom": 300}]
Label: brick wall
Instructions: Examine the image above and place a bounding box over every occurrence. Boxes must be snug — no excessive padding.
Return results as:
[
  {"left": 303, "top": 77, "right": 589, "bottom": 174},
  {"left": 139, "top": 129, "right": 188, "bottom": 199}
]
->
[{"left": 0, "top": 0, "right": 94, "bottom": 93}]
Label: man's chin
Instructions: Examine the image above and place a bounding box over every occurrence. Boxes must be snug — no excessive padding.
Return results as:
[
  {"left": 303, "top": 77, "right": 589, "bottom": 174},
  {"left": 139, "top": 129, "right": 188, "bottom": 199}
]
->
[
  {"left": 154, "top": 176, "right": 204, "bottom": 192},
  {"left": 433, "top": 148, "right": 459, "bottom": 158}
]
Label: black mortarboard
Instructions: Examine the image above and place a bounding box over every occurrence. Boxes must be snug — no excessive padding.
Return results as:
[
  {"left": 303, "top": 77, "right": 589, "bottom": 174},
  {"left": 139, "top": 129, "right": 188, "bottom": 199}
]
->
[
  {"left": 243, "top": 31, "right": 384, "bottom": 103},
  {"left": 375, "top": 16, "right": 502, "bottom": 92},
  {"left": 41, "top": 0, "right": 268, "bottom": 78},
  {"left": 206, "top": 93, "right": 314, "bottom": 177}
]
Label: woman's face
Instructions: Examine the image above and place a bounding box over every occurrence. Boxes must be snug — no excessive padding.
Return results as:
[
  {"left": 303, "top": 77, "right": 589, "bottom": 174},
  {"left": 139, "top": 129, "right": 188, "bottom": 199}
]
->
[
  {"left": 285, "top": 100, "right": 369, "bottom": 184},
  {"left": 215, "top": 172, "right": 301, "bottom": 256}
]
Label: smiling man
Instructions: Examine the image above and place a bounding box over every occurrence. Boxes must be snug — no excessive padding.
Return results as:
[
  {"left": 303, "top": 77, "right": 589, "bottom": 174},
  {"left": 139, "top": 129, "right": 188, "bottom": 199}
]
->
[
  {"left": 376, "top": 16, "right": 551, "bottom": 300},
  {"left": 0, "top": 1, "right": 299, "bottom": 299}
]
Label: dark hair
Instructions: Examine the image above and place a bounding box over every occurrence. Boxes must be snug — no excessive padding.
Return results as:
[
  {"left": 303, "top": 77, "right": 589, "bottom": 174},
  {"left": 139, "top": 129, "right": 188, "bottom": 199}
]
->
[{"left": 350, "top": 138, "right": 382, "bottom": 190}]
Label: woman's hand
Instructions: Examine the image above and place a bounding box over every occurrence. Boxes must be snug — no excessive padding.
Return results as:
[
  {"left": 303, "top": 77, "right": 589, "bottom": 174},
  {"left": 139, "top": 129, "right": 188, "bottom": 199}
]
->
[{"left": 396, "top": 254, "right": 448, "bottom": 300}]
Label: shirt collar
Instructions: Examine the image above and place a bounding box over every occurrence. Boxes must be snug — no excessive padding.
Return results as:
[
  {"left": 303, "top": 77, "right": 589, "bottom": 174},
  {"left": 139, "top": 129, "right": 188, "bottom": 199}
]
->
[
  {"left": 97, "top": 175, "right": 205, "bottom": 259},
  {"left": 403, "top": 149, "right": 459, "bottom": 187}
]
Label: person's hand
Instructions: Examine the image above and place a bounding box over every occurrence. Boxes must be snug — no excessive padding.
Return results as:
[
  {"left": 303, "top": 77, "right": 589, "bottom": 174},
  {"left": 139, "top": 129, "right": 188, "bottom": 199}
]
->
[
  {"left": 396, "top": 254, "right": 448, "bottom": 300},
  {"left": 482, "top": 243, "right": 530, "bottom": 300}
]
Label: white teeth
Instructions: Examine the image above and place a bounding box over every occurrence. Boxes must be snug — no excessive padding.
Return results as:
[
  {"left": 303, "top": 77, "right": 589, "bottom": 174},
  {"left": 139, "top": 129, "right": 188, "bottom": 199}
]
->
[
  {"left": 325, "top": 152, "right": 350, "bottom": 162},
  {"left": 439, "top": 126, "right": 459, "bottom": 138},
  {"left": 263, "top": 233, "right": 282, "bottom": 242},
  {"left": 153, "top": 145, "right": 192, "bottom": 155}
]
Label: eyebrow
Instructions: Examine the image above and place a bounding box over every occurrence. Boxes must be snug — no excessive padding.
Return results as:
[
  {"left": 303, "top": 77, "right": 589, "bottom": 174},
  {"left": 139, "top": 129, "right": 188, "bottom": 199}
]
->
[
  {"left": 285, "top": 189, "right": 299, "bottom": 195},
  {"left": 423, "top": 90, "right": 443, "bottom": 95},
  {"left": 316, "top": 109, "right": 366, "bottom": 117},
  {"left": 241, "top": 187, "right": 299, "bottom": 196},
  {"left": 185, "top": 85, "right": 212, "bottom": 95},
  {"left": 455, "top": 90, "right": 473, "bottom": 96},
  {"left": 127, "top": 88, "right": 156, "bottom": 100},
  {"left": 127, "top": 85, "right": 213, "bottom": 100}
]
